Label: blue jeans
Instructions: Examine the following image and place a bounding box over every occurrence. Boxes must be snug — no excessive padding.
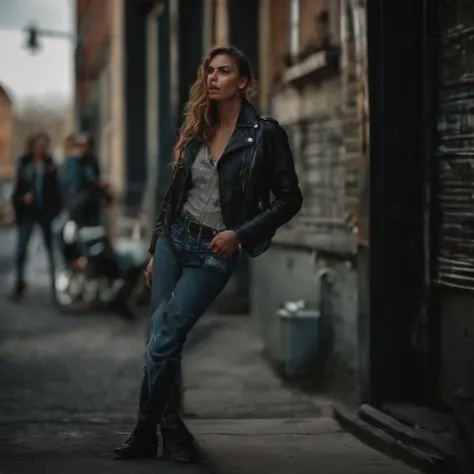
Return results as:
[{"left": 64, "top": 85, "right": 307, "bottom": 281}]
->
[
  {"left": 138, "top": 213, "right": 238, "bottom": 426},
  {"left": 16, "top": 214, "right": 55, "bottom": 288}
]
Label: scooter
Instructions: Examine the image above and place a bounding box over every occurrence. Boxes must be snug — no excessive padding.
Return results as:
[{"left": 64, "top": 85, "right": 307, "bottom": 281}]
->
[{"left": 54, "top": 215, "right": 149, "bottom": 319}]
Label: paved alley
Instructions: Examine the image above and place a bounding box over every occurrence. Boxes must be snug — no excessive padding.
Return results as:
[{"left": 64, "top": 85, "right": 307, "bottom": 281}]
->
[
  {"left": 0, "top": 226, "right": 419, "bottom": 474},
  {"left": 0, "top": 284, "right": 210, "bottom": 474}
]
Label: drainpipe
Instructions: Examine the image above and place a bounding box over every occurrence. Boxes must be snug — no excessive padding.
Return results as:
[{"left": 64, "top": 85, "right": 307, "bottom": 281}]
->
[{"left": 316, "top": 267, "right": 337, "bottom": 365}]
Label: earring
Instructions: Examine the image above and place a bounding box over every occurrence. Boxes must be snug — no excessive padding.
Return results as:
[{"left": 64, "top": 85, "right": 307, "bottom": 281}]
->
[{"left": 237, "top": 89, "right": 241, "bottom": 97}]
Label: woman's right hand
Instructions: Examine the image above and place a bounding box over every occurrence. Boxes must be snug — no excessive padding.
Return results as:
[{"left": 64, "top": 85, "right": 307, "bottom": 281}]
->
[{"left": 145, "top": 257, "right": 153, "bottom": 288}]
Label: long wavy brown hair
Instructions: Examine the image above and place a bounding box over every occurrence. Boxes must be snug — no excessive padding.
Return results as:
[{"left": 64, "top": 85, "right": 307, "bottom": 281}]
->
[{"left": 173, "top": 46, "right": 257, "bottom": 168}]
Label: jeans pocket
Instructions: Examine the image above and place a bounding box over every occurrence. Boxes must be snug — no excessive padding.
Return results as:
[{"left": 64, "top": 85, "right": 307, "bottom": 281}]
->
[{"left": 202, "top": 254, "right": 232, "bottom": 274}]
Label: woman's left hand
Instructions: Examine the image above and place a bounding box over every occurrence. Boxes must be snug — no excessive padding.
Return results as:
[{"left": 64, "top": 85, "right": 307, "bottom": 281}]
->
[{"left": 208, "top": 230, "right": 239, "bottom": 259}]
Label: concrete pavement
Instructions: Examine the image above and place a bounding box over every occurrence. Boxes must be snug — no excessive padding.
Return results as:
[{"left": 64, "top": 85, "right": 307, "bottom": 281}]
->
[
  {"left": 183, "top": 314, "right": 421, "bottom": 474},
  {"left": 182, "top": 313, "right": 333, "bottom": 419},
  {"left": 0, "top": 226, "right": 420, "bottom": 474},
  {"left": 0, "top": 285, "right": 209, "bottom": 474},
  {"left": 0, "top": 225, "right": 57, "bottom": 289},
  {"left": 194, "top": 418, "right": 422, "bottom": 474},
  {"left": 0, "top": 292, "right": 420, "bottom": 474}
]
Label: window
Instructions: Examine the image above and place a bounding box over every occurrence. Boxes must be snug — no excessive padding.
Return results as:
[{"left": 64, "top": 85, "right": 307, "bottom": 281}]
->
[{"left": 289, "top": 0, "right": 300, "bottom": 57}]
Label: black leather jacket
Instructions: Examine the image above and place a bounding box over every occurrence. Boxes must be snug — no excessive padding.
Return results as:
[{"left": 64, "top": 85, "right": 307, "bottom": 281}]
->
[
  {"left": 148, "top": 101, "right": 303, "bottom": 258},
  {"left": 12, "top": 154, "right": 62, "bottom": 224}
]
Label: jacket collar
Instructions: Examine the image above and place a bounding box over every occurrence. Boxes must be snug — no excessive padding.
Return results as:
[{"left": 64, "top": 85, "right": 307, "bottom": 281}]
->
[
  {"left": 222, "top": 100, "right": 260, "bottom": 158},
  {"left": 183, "top": 100, "right": 260, "bottom": 167},
  {"left": 236, "top": 100, "right": 259, "bottom": 128}
]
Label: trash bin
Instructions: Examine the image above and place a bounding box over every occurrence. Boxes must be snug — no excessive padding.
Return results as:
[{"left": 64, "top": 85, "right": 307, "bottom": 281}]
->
[{"left": 278, "top": 300, "right": 321, "bottom": 378}]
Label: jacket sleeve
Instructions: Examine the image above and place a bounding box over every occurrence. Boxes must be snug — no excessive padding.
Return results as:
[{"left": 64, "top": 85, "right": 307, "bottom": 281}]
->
[
  {"left": 234, "top": 121, "right": 303, "bottom": 244},
  {"left": 148, "top": 184, "right": 173, "bottom": 255}
]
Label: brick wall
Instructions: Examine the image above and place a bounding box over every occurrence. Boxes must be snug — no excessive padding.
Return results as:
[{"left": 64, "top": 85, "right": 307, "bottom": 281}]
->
[
  {"left": 76, "top": 0, "right": 111, "bottom": 107},
  {"left": 252, "top": 0, "right": 364, "bottom": 385},
  {"left": 266, "top": 0, "right": 359, "bottom": 253}
]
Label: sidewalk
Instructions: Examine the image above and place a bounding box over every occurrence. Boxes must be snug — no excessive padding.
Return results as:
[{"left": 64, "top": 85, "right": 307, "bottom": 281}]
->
[
  {"left": 0, "top": 226, "right": 420, "bottom": 474},
  {"left": 182, "top": 314, "right": 420, "bottom": 474},
  {"left": 191, "top": 418, "right": 420, "bottom": 474}
]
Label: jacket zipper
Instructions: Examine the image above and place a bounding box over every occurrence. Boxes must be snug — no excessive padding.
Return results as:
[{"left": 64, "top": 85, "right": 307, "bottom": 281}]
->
[
  {"left": 176, "top": 149, "right": 190, "bottom": 214},
  {"left": 216, "top": 142, "right": 253, "bottom": 170}
]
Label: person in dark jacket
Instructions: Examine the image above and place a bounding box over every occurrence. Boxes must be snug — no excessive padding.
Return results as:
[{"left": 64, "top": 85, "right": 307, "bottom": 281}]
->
[
  {"left": 11, "top": 133, "right": 62, "bottom": 299},
  {"left": 115, "top": 46, "right": 303, "bottom": 463},
  {"left": 60, "top": 134, "right": 104, "bottom": 226}
]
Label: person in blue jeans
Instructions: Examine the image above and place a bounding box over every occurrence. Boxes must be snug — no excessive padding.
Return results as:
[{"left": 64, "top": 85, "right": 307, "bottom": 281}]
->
[
  {"left": 115, "top": 46, "right": 303, "bottom": 464},
  {"left": 11, "top": 133, "right": 62, "bottom": 300}
]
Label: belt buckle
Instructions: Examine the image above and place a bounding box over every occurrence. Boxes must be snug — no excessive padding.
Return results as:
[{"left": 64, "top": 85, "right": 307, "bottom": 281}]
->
[{"left": 188, "top": 219, "right": 202, "bottom": 239}]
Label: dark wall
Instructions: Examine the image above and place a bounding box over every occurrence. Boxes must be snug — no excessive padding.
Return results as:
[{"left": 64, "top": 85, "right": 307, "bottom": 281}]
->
[
  {"left": 364, "top": 0, "right": 426, "bottom": 405},
  {"left": 227, "top": 0, "right": 259, "bottom": 80},
  {"left": 124, "top": 0, "right": 147, "bottom": 214},
  {"left": 178, "top": 0, "right": 204, "bottom": 123},
  {"left": 432, "top": 0, "right": 474, "bottom": 407}
]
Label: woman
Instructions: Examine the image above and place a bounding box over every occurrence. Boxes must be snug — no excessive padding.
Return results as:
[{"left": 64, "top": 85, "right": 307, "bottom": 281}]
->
[
  {"left": 115, "top": 46, "right": 303, "bottom": 463},
  {"left": 11, "top": 133, "right": 61, "bottom": 300}
]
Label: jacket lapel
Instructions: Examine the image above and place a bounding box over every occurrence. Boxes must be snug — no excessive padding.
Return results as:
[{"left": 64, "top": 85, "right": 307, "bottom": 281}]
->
[
  {"left": 220, "top": 101, "right": 260, "bottom": 161},
  {"left": 183, "top": 140, "right": 201, "bottom": 169}
]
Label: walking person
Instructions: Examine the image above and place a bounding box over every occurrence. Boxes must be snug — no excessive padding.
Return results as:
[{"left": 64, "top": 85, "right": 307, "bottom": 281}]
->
[
  {"left": 11, "top": 133, "right": 62, "bottom": 300},
  {"left": 115, "top": 46, "right": 303, "bottom": 463}
]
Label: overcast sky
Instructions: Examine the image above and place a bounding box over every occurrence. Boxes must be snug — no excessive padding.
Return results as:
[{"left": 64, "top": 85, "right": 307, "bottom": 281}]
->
[{"left": 0, "top": 0, "right": 74, "bottom": 106}]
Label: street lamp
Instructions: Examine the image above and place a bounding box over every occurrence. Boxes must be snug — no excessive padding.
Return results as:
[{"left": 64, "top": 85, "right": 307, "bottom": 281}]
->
[{"left": 23, "top": 23, "right": 75, "bottom": 54}]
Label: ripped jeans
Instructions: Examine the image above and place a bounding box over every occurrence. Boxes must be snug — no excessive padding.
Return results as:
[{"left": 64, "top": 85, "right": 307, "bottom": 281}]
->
[{"left": 138, "top": 213, "right": 238, "bottom": 426}]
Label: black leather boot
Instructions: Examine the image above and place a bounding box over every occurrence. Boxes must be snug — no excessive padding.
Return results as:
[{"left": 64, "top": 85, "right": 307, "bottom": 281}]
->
[
  {"left": 161, "top": 416, "right": 200, "bottom": 464},
  {"left": 114, "top": 424, "right": 158, "bottom": 459}
]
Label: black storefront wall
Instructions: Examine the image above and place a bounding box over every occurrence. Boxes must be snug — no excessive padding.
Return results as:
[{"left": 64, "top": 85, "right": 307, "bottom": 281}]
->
[
  {"left": 431, "top": 1, "right": 474, "bottom": 407},
  {"left": 335, "top": 0, "right": 459, "bottom": 471},
  {"left": 365, "top": 0, "right": 426, "bottom": 406},
  {"left": 430, "top": 4, "right": 474, "bottom": 472},
  {"left": 433, "top": 3, "right": 474, "bottom": 291}
]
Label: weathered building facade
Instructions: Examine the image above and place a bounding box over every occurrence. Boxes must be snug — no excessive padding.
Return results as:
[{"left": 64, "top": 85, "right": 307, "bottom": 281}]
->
[
  {"left": 253, "top": 0, "right": 365, "bottom": 391},
  {"left": 335, "top": 0, "right": 474, "bottom": 472}
]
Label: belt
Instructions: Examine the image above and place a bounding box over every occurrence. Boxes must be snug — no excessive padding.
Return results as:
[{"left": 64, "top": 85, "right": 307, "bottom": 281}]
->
[{"left": 187, "top": 219, "right": 218, "bottom": 239}]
